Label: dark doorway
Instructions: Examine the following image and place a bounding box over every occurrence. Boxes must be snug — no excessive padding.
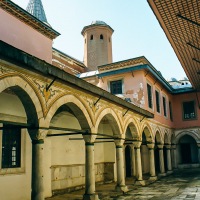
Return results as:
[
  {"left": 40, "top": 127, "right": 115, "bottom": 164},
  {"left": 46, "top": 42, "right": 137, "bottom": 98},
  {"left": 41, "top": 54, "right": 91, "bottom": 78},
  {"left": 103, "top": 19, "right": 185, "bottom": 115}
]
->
[
  {"left": 125, "top": 145, "right": 132, "bottom": 177},
  {"left": 179, "top": 135, "right": 198, "bottom": 164},
  {"left": 154, "top": 147, "right": 160, "bottom": 173},
  {"left": 163, "top": 146, "right": 168, "bottom": 171},
  {"left": 181, "top": 143, "right": 191, "bottom": 164}
]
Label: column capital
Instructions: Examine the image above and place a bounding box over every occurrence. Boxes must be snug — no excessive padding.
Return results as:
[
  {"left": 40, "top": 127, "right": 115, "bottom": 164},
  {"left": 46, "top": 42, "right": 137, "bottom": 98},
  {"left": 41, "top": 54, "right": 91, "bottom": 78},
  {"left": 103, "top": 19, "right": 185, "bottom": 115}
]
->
[
  {"left": 132, "top": 141, "right": 142, "bottom": 148},
  {"left": 171, "top": 144, "right": 177, "bottom": 149},
  {"left": 83, "top": 134, "right": 97, "bottom": 143},
  {"left": 29, "top": 129, "right": 48, "bottom": 141},
  {"left": 114, "top": 139, "right": 124, "bottom": 147},
  {"left": 147, "top": 143, "right": 155, "bottom": 149},
  {"left": 157, "top": 144, "right": 164, "bottom": 149},
  {"left": 165, "top": 144, "right": 171, "bottom": 149}
]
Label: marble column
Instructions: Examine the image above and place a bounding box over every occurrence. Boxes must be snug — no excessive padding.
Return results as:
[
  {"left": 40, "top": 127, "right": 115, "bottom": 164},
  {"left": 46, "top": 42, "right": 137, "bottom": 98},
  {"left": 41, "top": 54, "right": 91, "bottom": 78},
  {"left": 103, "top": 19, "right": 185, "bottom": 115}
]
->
[
  {"left": 115, "top": 139, "right": 128, "bottom": 192},
  {"left": 171, "top": 144, "right": 178, "bottom": 169},
  {"left": 29, "top": 130, "right": 47, "bottom": 200},
  {"left": 147, "top": 143, "right": 157, "bottom": 180},
  {"left": 165, "top": 144, "right": 173, "bottom": 174},
  {"left": 83, "top": 135, "right": 99, "bottom": 200},
  {"left": 157, "top": 144, "right": 166, "bottom": 176},
  {"left": 130, "top": 144, "right": 136, "bottom": 177},
  {"left": 133, "top": 141, "right": 145, "bottom": 185}
]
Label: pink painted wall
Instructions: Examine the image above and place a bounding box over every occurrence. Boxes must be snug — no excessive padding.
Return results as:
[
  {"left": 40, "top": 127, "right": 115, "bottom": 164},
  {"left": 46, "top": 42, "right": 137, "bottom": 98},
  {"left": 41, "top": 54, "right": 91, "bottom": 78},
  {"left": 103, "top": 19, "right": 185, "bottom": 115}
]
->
[
  {"left": 0, "top": 9, "right": 53, "bottom": 63},
  {"left": 172, "top": 92, "right": 200, "bottom": 129},
  {"left": 143, "top": 74, "right": 174, "bottom": 127}
]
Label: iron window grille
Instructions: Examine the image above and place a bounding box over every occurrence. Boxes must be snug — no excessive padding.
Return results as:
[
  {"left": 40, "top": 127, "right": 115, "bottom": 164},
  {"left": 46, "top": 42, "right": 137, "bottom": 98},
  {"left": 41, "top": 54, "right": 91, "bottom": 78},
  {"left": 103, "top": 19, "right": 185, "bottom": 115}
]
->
[
  {"left": 2, "top": 124, "right": 21, "bottom": 168},
  {"left": 110, "top": 80, "right": 122, "bottom": 95},
  {"left": 183, "top": 101, "right": 196, "bottom": 120}
]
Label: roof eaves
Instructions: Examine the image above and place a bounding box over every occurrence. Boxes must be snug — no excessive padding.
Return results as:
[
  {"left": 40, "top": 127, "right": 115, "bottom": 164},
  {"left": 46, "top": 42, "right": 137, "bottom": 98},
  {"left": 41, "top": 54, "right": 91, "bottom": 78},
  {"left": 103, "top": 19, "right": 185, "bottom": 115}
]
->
[
  {"left": 52, "top": 47, "right": 85, "bottom": 68},
  {"left": 0, "top": 40, "right": 154, "bottom": 119}
]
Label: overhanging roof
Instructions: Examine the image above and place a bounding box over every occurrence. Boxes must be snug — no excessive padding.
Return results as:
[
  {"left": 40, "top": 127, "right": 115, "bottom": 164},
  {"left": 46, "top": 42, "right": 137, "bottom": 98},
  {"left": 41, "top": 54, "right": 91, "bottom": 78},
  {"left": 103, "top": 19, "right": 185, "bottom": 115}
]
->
[{"left": 148, "top": 0, "right": 200, "bottom": 90}]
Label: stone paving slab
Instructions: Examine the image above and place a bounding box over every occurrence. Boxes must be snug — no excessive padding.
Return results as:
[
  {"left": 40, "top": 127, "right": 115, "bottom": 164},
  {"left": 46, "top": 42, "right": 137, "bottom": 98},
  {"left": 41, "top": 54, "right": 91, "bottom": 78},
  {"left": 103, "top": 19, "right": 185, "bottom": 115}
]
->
[{"left": 46, "top": 168, "right": 200, "bottom": 200}]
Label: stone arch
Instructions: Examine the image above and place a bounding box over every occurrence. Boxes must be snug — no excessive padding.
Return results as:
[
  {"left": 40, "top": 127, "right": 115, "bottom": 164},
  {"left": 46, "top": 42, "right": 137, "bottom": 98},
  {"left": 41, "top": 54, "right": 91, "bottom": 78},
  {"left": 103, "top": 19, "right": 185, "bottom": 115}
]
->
[
  {"left": 94, "top": 108, "right": 122, "bottom": 137},
  {"left": 140, "top": 122, "right": 153, "bottom": 143},
  {"left": 46, "top": 94, "right": 93, "bottom": 131},
  {"left": 123, "top": 117, "right": 140, "bottom": 140},
  {"left": 164, "top": 130, "right": 171, "bottom": 144},
  {"left": 155, "top": 128, "right": 163, "bottom": 144},
  {"left": 174, "top": 131, "right": 200, "bottom": 144},
  {"left": 0, "top": 76, "right": 43, "bottom": 126},
  {"left": 176, "top": 131, "right": 199, "bottom": 165}
]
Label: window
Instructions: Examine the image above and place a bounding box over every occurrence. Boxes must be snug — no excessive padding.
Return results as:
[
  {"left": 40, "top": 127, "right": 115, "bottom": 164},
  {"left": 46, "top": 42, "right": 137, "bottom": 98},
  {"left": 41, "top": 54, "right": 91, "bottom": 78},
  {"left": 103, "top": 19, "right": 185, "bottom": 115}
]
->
[
  {"left": 100, "top": 34, "right": 103, "bottom": 40},
  {"left": 147, "top": 83, "right": 153, "bottom": 109},
  {"left": 2, "top": 124, "right": 21, "bottom": 168},
  {"left": 169, "top": 101, "right": 173, "bottom": 121},
  {"left": 90, "top": 35, "right": 93, "bottom": 40},
  {"left": 110, "top": 80, "right": 122, "bottom": 94},
  {"left": 163, "top": 96, "right": 167, "bottom": 117},
  {"left": 155, "top": 90, "right": 160, "bottom": 113},
  {"left": 183, "top": 101, "right": 196, "bottom": 120}
]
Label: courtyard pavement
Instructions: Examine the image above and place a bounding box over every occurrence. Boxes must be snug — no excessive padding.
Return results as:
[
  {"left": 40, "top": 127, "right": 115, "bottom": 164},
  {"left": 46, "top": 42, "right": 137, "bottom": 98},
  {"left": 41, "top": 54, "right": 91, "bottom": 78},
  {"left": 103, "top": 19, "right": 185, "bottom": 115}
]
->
[{"left": 46, "top": 168, "right": 200, "bottom": 200}]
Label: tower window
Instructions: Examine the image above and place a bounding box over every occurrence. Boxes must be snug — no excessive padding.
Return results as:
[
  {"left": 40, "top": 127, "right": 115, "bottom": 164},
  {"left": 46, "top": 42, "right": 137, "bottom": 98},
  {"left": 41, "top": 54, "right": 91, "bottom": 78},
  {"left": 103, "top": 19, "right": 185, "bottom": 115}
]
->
[
  {"left": 100, "top": 34, "right": 103, "bottom": 40},
  {"left": 90, "top": 35, "right": 93, "bottom": 40}
]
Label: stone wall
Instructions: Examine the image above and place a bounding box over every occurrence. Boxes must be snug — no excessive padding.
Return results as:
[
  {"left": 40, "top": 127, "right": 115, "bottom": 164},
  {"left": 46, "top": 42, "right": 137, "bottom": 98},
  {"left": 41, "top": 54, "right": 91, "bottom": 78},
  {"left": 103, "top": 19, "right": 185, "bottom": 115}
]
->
[{"left": 51, "top": 162, "right": 114, "bottom": 194}]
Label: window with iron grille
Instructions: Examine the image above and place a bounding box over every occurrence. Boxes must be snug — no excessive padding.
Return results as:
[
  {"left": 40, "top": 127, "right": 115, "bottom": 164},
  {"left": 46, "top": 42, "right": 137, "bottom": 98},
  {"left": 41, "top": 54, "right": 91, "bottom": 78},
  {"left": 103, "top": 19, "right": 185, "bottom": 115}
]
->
[
  {"left": 155, "top": 90, "right": 160, "bottom": 113},
  {"left": 183, "top": 101, "right": 196, "bottom": 120},
  {"left": 2, "top": 125, "right": 21, "bottom": 168},
  {"left": 147, "top": 83, "right": 153, "bottom": 109},
  {"left": 169, "top": 101, "right": 173, "bottom": 121},
  {"left": 163, "top": 96, "right": 167, "bottom": 117},
  {"left": 110, "top": 80, "right": 122, "bottom": 95}
]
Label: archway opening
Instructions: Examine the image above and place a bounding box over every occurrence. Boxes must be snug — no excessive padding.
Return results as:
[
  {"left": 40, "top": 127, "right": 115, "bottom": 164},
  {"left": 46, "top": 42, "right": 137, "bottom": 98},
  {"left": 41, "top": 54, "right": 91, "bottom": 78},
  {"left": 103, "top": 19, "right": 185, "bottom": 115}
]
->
[
  {"left": 125, "top": 145, "right": 132, "bottom": 177},
  {"left": 96, "top": 113, "right": 121, "bottom": 183},
  {"left": 0, "top": 86, "right": 39, "bottom": 199},
  {"left": 49, "top": 102, "right": 91, "bottom": 194},
  {"left": 141, "top": 127, "right": 152, "bottom": 179},
  {"left": 178, "top": 134, "right": 198, "bottom": 164},
  {"left": 124, "top": 122, "right": 138, "bottom": 179},
  {"left": 154, "top": 132, "right": 161, "bottom": 174}
]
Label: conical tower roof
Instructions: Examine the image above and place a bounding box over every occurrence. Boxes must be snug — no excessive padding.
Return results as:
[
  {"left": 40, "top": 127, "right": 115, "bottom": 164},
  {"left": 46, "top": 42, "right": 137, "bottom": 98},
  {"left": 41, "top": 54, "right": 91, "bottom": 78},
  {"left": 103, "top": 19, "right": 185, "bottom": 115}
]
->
[{"left": 26, "top": 0, "right": 48, "bottom": 23}]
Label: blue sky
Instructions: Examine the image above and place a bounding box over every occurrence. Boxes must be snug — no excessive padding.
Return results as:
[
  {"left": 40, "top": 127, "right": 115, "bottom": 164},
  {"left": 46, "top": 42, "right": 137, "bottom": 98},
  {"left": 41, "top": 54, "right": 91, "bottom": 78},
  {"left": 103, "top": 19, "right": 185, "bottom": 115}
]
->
[{"left": 12, "top": 0, "right": 186, "bottom": 80}]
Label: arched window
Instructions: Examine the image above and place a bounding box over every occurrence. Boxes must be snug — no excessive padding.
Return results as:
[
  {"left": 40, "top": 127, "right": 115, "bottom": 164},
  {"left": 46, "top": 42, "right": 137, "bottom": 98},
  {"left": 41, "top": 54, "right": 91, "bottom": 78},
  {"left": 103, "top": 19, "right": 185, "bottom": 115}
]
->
[
  {"left": 90, "top": 35, "right": 93, "bottom": 40},
  {"left": 100, "top": 34, "right": 103, "bottom": 40}
]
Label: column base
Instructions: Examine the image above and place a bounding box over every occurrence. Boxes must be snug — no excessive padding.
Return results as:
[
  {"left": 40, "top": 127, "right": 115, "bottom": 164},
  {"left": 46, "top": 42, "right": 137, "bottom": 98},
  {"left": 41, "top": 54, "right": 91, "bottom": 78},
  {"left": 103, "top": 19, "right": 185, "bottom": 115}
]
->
[
  {"left": 166, "top": 170, "right": 173, "bottom": 175},
  {"left": 135, "top": 180, "right": 145, "bottom": 186},
  {"left": 115, "top": 185, "right": 128, "bottom": 192},
  {"left": 149, "top": 176, "right": 157, "bottom": 181},
  {"left": 83, "top": 194, "right": 99, "bottom": 200},
  {"left": 158, "top": 172, "right": 166, "bottom": 177}
]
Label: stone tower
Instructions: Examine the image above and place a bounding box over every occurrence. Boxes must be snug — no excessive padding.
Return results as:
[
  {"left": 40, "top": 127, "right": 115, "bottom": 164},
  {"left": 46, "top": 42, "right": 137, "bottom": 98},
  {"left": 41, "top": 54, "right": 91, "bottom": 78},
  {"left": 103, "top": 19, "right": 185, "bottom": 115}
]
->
[
  {"left": 81, "top": 21, "right": 114, "bottom": 71},
  {"left": 26, "top": 0, "right": 48, "bottom": 24}
]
